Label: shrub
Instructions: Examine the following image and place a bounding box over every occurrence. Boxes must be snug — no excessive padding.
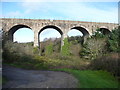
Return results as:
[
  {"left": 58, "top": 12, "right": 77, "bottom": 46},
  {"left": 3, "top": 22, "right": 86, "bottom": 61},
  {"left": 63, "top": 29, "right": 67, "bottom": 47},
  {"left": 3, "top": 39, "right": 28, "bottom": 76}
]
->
[
  {"left": 80, "top": 38, "right": 107, "bottom": 60},
  {"left": 45, "top": 43, "right": 53, "bottom": 56},
  {"left": 2, "top": 40, "right": 90, "bottom": 70},
  {"left": 2, "top": 41, "right": 35, "bottom": 63},
  {"left": 33, "top": 47, "right": 40, "bottom": 55},
  {"left": 107, "top": 27, "right": 120, "bottom": 52},
  {"left": 92, "top": 28, "right": 107, "bottom": 38},
  {"left": 61, "top": 38, "right": 71, "bottom": 56},
  {"left": 70, "top": 44, "right": 82, "bottom": 56},
  {"left": 68, "top": 36, "right": 84, "bottom": 44},
  {"left": 90, "top": 53, "right": 119, "bottom": 76}
]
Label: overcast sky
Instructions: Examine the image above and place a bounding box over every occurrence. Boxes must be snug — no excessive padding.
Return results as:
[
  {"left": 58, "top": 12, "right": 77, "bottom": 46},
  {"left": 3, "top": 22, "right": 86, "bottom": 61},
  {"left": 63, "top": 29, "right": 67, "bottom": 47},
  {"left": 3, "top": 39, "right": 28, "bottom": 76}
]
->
[{"left": 1, "top": 0, "right": 118, "bottom": 42}]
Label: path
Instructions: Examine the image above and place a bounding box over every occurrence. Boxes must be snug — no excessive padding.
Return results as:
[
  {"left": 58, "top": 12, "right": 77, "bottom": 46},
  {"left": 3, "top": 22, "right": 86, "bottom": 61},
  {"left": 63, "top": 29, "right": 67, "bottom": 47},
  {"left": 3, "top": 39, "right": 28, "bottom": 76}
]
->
[{"left": 2, "top": 65, "right": 78, "bottom": 88}]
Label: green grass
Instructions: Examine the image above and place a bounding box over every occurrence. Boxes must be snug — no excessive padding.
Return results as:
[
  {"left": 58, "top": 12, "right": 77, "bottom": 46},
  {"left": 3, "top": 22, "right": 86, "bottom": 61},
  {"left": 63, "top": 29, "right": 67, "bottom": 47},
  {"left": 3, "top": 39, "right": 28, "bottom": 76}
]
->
[{"left": 51, "top": 69, "right": 119, "bottom": 88}]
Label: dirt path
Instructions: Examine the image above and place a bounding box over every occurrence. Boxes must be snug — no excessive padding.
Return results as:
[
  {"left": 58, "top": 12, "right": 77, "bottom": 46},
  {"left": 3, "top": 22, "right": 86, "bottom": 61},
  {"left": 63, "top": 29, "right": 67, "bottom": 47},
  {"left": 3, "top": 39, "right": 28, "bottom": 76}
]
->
[{"left": 2, "top": 65, "right": 78, "bottom": 88}]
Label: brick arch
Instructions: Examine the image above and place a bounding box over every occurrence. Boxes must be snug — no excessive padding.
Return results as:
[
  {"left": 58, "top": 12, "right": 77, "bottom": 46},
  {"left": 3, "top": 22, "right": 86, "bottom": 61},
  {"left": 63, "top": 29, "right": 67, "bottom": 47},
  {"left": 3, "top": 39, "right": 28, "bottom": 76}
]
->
[
  {"left": 38, "top": 25, "right": 63, "bottom": 35},
  {"left": 69, "top": 26, "right": 90, "bottom": 36},
  {"left": 99, "top": 26, "right": 111, "bottom": 35}
]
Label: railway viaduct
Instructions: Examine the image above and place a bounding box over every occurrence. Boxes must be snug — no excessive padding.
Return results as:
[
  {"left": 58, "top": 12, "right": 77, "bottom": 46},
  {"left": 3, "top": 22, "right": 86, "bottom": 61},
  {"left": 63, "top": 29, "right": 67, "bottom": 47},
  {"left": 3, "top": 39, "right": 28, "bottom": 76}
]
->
[{"left": 0, "top": 18, "right": 119, "bottom": 48}]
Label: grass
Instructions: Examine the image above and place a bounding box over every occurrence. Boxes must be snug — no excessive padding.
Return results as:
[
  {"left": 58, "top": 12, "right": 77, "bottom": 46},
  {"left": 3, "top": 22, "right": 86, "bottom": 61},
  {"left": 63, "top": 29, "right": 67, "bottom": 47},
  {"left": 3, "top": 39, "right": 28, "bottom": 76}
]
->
[{"left": 51, "top": 68, "right": 119, "bottom": 88}]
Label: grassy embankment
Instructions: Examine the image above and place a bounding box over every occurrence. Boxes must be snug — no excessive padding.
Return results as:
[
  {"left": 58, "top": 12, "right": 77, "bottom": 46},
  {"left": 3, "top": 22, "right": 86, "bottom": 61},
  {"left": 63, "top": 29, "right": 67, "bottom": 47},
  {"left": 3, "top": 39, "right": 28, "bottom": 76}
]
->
[{"left": 51, "top": 68, "right": 119, "bottom": 88}]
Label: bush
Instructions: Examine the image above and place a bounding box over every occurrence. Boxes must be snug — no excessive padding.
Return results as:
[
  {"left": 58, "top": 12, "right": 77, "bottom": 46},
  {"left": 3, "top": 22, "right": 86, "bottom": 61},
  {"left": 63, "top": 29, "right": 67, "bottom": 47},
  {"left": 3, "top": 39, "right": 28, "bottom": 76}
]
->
[
  {"left": 80, "top": 38, "right": 107, "bottom": 60},
  {"left": 92, "top": 28, "right": 107, "bottom": 38},
  {"left": 90, "top": 53, "right": 120, "bottom": 76},
  {"left": 45, "top": 43, "right": 53, "bottom": 56},
  {"left": 61, "top": 38, "right": 71, "bottom": 56},
  {"left": 33, "top": 47, "right": 40, "bottom": 55},
  {"left": 107, "top": 27, "right": 120, "bottom": 52},
  {"left": 70, "top": 44, "right": 82, "bottom": 56},
  {"left": 68, "top": 36, "right": 84, "bottom": 44}
]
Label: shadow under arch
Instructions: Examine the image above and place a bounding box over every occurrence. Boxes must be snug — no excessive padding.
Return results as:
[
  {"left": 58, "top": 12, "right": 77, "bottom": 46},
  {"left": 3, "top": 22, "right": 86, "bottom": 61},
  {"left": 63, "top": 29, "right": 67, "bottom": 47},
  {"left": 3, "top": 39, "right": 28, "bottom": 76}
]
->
[
  {"left": 99, "top": 28, "right": 111, "bottom": 35},
  {"left": 8, "top": 24, "right": 32, "bottom": 41}
]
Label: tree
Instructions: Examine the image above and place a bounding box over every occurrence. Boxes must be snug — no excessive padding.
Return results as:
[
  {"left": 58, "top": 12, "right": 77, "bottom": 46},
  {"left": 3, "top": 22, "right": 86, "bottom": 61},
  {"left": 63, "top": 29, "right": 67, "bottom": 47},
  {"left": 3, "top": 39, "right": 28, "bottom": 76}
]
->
[{"left": 107, "top": 26, "right": 120, "bottom": 52}]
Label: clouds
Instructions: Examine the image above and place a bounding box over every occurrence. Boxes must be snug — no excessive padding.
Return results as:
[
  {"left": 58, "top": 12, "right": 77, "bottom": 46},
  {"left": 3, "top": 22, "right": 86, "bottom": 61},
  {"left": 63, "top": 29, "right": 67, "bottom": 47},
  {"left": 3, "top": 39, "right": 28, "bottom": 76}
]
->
[
  {"left": 21, "top": 2, "right": 44, "bottom": 14},
  {"left": 2, "top": 2, "right": 118, "bottom": 23},
  {"left": 2, "top": 1, "right": 118, "bottom": 42},
  {"left": 21, "top": 2, "right": 54, "bottom": 16},
  {"left": 24, "top": 2, "right": 117, "bottom": 23},
  {"left": 46, "top": 2, "right": 118, "bottom": 23},
  {"left": 3, "top": 11, "right": 23, "bottom": 17}
]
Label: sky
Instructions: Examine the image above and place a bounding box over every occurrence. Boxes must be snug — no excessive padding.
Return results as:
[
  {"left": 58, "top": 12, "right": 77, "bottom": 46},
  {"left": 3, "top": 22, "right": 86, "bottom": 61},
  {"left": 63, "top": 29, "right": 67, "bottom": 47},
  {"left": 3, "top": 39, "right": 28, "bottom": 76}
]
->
[{"left": 1, "top": 0, "right": 119, "bottom": 42}]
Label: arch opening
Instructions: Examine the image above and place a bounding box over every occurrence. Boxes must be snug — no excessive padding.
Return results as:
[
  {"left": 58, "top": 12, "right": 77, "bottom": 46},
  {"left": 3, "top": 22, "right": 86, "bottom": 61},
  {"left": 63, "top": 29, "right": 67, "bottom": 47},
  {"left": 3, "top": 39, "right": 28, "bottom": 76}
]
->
[
  {"left": 67, "top": 29, "right": 83, "bottom": 37},
  {"left": 8, "top": 25, "right": 33, "bottom": 43},
  {"left": 68, "top": 27, "right": 90, "bottom": 44},
  {"left": 39, "top": 28, "right": 61, "bottom": 42},
  {"left": 14, "top": 28, "right": 34, "bottom": 43},
  {"left": 66, "top": 27, "right": 90, "bottom": 56},
  {"left": 99, "top": 28, "right": 111, "bottom": 35},
  {"left": 39, "top": 25, "right": 63, "bottom": 55},
  {"left": 71, "top": 27, "right": 90, "bottom": 37},
  {"left": 67, "top": 29, "right": 84, "bottom": 44}
]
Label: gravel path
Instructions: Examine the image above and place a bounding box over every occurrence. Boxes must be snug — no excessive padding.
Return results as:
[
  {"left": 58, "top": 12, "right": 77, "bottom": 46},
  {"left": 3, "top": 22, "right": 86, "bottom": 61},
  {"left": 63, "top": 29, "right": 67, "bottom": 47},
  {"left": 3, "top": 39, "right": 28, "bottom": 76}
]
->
[{"left": 2, "top": 65, "right": 78, "bottom": 88}]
